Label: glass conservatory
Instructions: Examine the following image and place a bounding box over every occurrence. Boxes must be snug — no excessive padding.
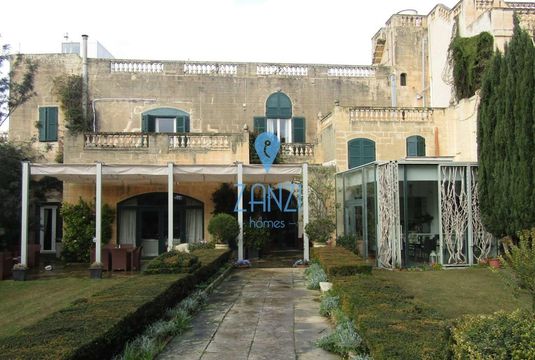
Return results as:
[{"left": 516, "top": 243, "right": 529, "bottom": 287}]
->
[{"left": 335, "top": 160, "right": 498, "bottom": 268}]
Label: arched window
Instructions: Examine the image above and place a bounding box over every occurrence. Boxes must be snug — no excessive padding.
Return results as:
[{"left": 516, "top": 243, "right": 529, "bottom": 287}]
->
[
  {"left": 253, "top": 92, "right": 306, "bottom": 143},
  {"left": 348, "top": 138, "right": 376, "bottom": 169},
  {"left": 141, "top": 108, "right": 190, "bottom": 133},
  {"left": 406, "top": 135, "right": 426, "bottom": 157},
  {"left": 400, "top": 73, "right": 407, "bottom": 87}
]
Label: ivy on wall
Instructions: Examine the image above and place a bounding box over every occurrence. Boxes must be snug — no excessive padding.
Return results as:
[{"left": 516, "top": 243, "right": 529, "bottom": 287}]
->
[
  {"left": 449, "top": 31, "right": 494, "bottom": 101},
  {"left": 53, "top": 74, "right": 90, "bottom": 134}
]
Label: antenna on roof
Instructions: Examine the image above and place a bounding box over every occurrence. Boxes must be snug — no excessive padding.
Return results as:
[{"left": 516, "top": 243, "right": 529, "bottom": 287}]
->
[{"left": 64, "top": 32, "right": 69, "bottom": 42}]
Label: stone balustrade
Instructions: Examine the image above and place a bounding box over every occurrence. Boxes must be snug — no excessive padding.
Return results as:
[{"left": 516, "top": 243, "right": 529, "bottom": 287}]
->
[
  {"left": 256, "top": 64, "right": 308, "bottom": 76},
  {"left": 281, "top": 143, "right": 314, "bottom": 158},
  {"left": 183, "top": 63, "right": 238, "bottom": 75},
  {"left": 349, "top": 108, "right": 434, "bottom": 122},
  {"left": 110, "top": 61, "right": 164, "bottom": 73},
  {"left": 476, "top": 0, "right": 494, "bottom": 10},
  {"left": 327, "top": 66, "right": 376, "bottom": 77},
  {"left": 507, "top": 2, "right": 535, "bottom": 11},
  {"left": 84, "top": 133, "right": 149, "bottom": 148},
  {"left": 168, "top": 134, "right": 232, "bottom": 150}
]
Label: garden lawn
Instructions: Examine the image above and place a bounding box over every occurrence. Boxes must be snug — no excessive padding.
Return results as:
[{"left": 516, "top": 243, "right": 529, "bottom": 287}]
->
[
  {"left": 0, "top": 277, "right": 129, "bottom": 339},
  {"left": 374, "top": 267, "right": 531, "bottom": 319}
]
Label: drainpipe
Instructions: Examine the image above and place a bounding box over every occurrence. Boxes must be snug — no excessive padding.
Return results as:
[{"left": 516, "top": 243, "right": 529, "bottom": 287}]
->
[
  {"left": 390, "top": 74, "right": 397, "bottom": 107},
  {"left": 82, "top": 34, "right": 89, "bottom": 123},
  {"left": 421, "top": 34, "right": 427, "bottom": 108}
]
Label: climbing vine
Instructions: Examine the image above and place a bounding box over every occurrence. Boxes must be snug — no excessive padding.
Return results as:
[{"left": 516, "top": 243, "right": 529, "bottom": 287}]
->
[
  {"left": 53, "top": 74, "right": 90, "bottom": 134},
  {"left": 449, "top": 31, "right": 494, "bottom": 101}
]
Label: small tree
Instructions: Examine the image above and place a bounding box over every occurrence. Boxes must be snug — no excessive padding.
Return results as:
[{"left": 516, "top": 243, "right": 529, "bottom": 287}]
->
[
  {"left": 305, "top": 218, "right": 336, "bottom": 244},
  {"left": 61, "top": 198, "right": 115, "bottom": 262},
  {"left": 0, "top": 46, "right": 38, "bottom": 127},
  {"left": 207, "top": 213, "right": 239, "bottom": 247},
  {"left": 501, "top": 228, "right": 535, "bottom": 312}
]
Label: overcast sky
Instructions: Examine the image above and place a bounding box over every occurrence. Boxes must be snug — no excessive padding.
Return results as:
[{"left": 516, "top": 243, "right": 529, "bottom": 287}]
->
[{"left": 1, "top": 0, "right": 462, "bottom": 65}]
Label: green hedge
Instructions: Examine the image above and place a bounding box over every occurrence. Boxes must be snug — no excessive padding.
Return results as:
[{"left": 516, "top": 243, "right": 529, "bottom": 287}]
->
[
  {"left": 0, "top": 249, "right": 230, "bottom": 360},
  {"left": 451, "top": 310, "right": 535, "bottom": 359},
  {"left": 312, "top": 247, "right": 372, "bottom": 276},
  {"left": 333, "top": 275, "right": 450, "bottom": 360},
  {"left": 143, "top": 250, "right": 200, "bottom": 275}
]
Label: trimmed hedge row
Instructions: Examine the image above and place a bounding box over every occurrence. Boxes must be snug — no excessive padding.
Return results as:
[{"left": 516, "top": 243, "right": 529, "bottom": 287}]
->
[
  {"left": 0, "top": 249, "right": 230, "bottom": 360},
  {"left": 333, "top": 275, "right": 450, "bottom": 360},
  {"left": 312, "top": 246, "right": 372, "bottom": 276},
  {"left": 144, "top": 250, "right": 201, "bottom": 275}
]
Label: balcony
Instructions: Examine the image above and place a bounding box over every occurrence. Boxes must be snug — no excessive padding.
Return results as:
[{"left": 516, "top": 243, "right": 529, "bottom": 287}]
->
[
  {"left": 65, "top": 132, "right": 249, "bottom": 165},
  {"left": 280, "top": 143, "right": 315, "bottom": 163}
]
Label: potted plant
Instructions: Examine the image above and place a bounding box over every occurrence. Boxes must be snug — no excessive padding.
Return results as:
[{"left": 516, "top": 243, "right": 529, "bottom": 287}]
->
[
  {"left": 12, "top": 263, "right": 28, "bottom": 281},
  {"left": 208, "top": 213, "right": 240, "bottom": 250},
  {"left": 488, "top": 257, "right": 501, "bottom": 269},
  {"left": 305, "top": 218, "right": 335, "bottom": 247},
  {"left": 89, "top": 262, "right": 104, "bottom": 279},
  {"left": 243, "top": 223, "right": 269, "bottom": 259}
]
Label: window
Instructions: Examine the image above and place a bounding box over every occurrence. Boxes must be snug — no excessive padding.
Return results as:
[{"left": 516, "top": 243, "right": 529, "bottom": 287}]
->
[
  {"left": 253, "top": 93, "right": 306, "bottom": 143},
  {"left": 406, "top": 136, "right": 426, "bottom": 157},
  {"left": 348, "top": 138, "right": 376, "bottom": 169},
  {"left": 400, "top": 73, "right": 407, "bottom": 87},
  {"left": 38, "top": 107, "right": 58, "bottom": 142},
  {"left": 141, "top": 108, "right": 190, "bottom": 133}
]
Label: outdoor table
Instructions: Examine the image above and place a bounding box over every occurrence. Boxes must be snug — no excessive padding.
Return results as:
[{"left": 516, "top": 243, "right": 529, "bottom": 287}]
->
[{"left": 110, "top": 246, "right": 132, "bottom": 271}]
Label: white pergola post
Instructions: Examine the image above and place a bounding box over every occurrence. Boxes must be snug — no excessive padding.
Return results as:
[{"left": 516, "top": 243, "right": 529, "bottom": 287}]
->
[
  {"left": 237, "top": 162, "right": 244, "bottom": 261},
  {"left": 168, "top": 162, "right": 174, "bottom": 252},
  {"left": 20, "top": 162, "right": 30, "bottom": 267},
  {"left": 95, "top": 162, "right": 102, "bottom": 264},
  {"left": 303, "top": 163, "right": 310, "bottom": 261}
]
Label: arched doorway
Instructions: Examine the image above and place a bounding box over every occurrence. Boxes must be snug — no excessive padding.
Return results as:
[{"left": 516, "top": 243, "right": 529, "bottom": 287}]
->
[{"left": 117, "top": 193, "right": 203, "bottom": 256}]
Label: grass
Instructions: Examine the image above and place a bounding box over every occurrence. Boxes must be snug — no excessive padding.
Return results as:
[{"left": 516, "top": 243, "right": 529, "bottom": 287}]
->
[
  {"left": 374, "top": 267, "right": 531, "bottom": 319},
  {"left": 0, "top": 277, "right": 129, "bottom": 339}
]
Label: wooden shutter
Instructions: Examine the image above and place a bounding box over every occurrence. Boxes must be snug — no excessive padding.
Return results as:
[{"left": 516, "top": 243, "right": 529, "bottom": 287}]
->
[
  {"left": 38, "top": 108, "right": 47, "bottom": 141},
  {"left": 185, "top": 116, "right": 190, "bottom": 132},
  {"left": 254, "top": 117, "right": 266, "bottom": 134},
  {"left": 348, "top": 139, "right": 376, "bottom": 169},
  {"left": 292, "top": 117, "right": 305, "bottom": 143},
  {"left": 141, "top": 114, "right": 149, "bottom": 132},
  {"left": 176, "top": 116, "right": 185, "bottom": 133},
  {"left": 46, "top": 107, "right": 58, "bottom": 141},
  {"left": 417, "top": 137, "right": 426, "bottom": 156}
]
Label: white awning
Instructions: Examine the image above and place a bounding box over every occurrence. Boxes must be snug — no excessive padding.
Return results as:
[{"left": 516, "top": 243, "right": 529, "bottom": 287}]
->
[{"left": 30, "top": 163, "right": 303, "bottom": 184}]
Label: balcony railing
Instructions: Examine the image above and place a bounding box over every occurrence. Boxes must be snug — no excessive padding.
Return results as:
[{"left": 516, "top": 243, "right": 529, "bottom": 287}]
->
[
  {"left": 349, "top": 107, "right": 434, "bottom": 122},
  {"left": 281, "top": 143, "right": 314, "bottom": 159},
  {"left": 84, "top": 133, "right": 149, "bottom": 148},
  {"left": 168, "top": 134, "right": 232, "bottom": 150}
]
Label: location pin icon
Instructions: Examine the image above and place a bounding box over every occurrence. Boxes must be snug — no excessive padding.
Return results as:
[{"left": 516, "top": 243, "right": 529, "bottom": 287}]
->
[{"left": 255, "top": 132, "right": 280, "bottom": 172}]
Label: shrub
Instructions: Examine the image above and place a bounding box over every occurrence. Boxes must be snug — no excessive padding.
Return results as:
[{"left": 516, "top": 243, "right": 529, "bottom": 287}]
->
[
  {"left": 312, "top": 247, "right": 372, "bottom": 276},
  {"left": 451, "top": 310, "right": 535, "bottom": 360},
  {"left": 319, "top": 291, "right": 340, "bottom": 317},
  {"left": 333, "top": 275, "right": 450, "bottom": 360},
  {"left": 336, "top": 234, "right": 357, "bottom": 253},
  {"left": 0, "top": 249, "right": 231, "bottom": 360},
  {"left": 305, "top": 263, "right": 328, "bottom": 290},
  {"left": 188, "top": 241, "right": 215, "bottom": 252},
  {"left": 207, "top": 213, "right": 239, "bottom": 246},
  {"left": 144, "top": 251, "right": 200, "bottom": 275},
  {"left": 305, "top": 218, "right": 335, "bottom": 244},
  {"left": 61, "top": 198, "right": 115, "bottom": 263},
  {"left": 243, "top": 222, "right": 269, "bottom": 250},
  {"left": 316, "top": 317, "right": 364, "bottom": 357}
]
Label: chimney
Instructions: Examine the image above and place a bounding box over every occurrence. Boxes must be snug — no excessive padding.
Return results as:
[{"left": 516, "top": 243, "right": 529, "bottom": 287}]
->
[{"left": 82, "top": 34, "right": 88, "bottom": 123}]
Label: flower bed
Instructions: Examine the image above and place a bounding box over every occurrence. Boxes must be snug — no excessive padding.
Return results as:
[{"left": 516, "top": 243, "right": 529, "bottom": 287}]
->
[
  {"left": 0, "top": 249, "right": 230, "bottom": 360},
  {"left": 312, "top": 247, "right": 372, "bottom": 276}
]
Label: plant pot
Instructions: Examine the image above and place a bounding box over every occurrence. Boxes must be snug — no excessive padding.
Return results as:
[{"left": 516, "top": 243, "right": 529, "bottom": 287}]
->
[
  {"left": 488, "top": 258, "right": 501, "bottom": 269},
  {"left": 13, "top": 269, "right": 27, "bottom": 281},
  {"left": 319, "top": 282, "right": 333, "bottom": 292},
  {"left": 89, "top": 268, "right": 103, "bottom": 279},
  {"left": 215, "top": 243, "right": 229, "bottom": 250}
]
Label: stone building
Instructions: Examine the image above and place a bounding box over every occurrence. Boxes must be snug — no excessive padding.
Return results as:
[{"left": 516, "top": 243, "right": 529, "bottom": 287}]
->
[{"left": 9, "top": 0, "right": 535, "bottom": 268}]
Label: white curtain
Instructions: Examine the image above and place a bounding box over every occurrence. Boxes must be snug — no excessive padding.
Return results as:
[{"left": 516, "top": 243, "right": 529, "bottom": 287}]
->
[
  {"left": 186, "top": 209, "right": 203, "bottom": 243},
  {"left": 267, "top": 118, "right": 276, "bottom": 134},
  {"left": 119, "top": 209, "right": 136, "bottom": 245}
]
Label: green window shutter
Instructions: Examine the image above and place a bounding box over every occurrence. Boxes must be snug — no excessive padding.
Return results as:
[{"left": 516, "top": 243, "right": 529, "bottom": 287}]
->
[
  {"left": 407, "top": 136, "right": 425, "bottom": 156},
  {"left": 185, "top": 116, "right": 190, "bottom": 132},
  {"left": 266, "top": 93, "right": 292, "bottom": 119},
  {"left": 176, "top": 116, "right": 185, "bottom": 133},
  {"left": 348, "top": 139, "right": 376, "bottom": 169},
  {"left": 292, "top": 117, "right": 305, "bottom": 143},
  {"left": 142, "top": 115, "right": 149, "bottom": 132},
  {"left": 417, "top": 137, "right": 426, "bottom": 156},
  {"left": 47, "top": 107, "right": 58, "bottom": 141},
  {"left": 38, "top": 108, "right": 47, "bottom": 141},
  {"left": 254, "top": 117, "right": 266, "bottom": 134}
]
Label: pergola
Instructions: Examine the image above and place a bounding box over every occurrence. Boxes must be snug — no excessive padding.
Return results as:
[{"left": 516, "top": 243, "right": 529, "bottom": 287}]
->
[{"left": 20, "top": 162, "right": 310, "bottom": 268}]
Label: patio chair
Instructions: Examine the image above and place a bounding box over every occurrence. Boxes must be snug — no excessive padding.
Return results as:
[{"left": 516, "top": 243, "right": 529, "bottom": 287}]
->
[
  {"left": 422, "top": 236, "right": 438, "bottom": 262},
  {"left": 90, "top": 247, "right": 111, "bottom": 271},
  {"left": 110, "top": 248, "right": 130, "bottom": 271},
  {"left": 27, "top": 244, "right": 40, "bottom": 268},
  {"left": 130, "top": 246, "right": 143, "bottom": 271}
]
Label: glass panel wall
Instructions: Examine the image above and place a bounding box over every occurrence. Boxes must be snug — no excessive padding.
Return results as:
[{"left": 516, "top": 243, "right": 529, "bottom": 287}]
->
[{"left": 365, "top": 166, "right": 377, "bottom": 259}]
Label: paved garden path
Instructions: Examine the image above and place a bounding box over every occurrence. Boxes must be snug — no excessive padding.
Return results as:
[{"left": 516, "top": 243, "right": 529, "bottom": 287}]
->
[{"left": 158, "top": 268, "right": 339, "bottom": 360}]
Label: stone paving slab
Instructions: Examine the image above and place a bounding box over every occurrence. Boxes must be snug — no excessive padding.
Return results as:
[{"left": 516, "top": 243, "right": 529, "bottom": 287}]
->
[{"left": 158, "top": 268, "right": 339, "bottom": 360}]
